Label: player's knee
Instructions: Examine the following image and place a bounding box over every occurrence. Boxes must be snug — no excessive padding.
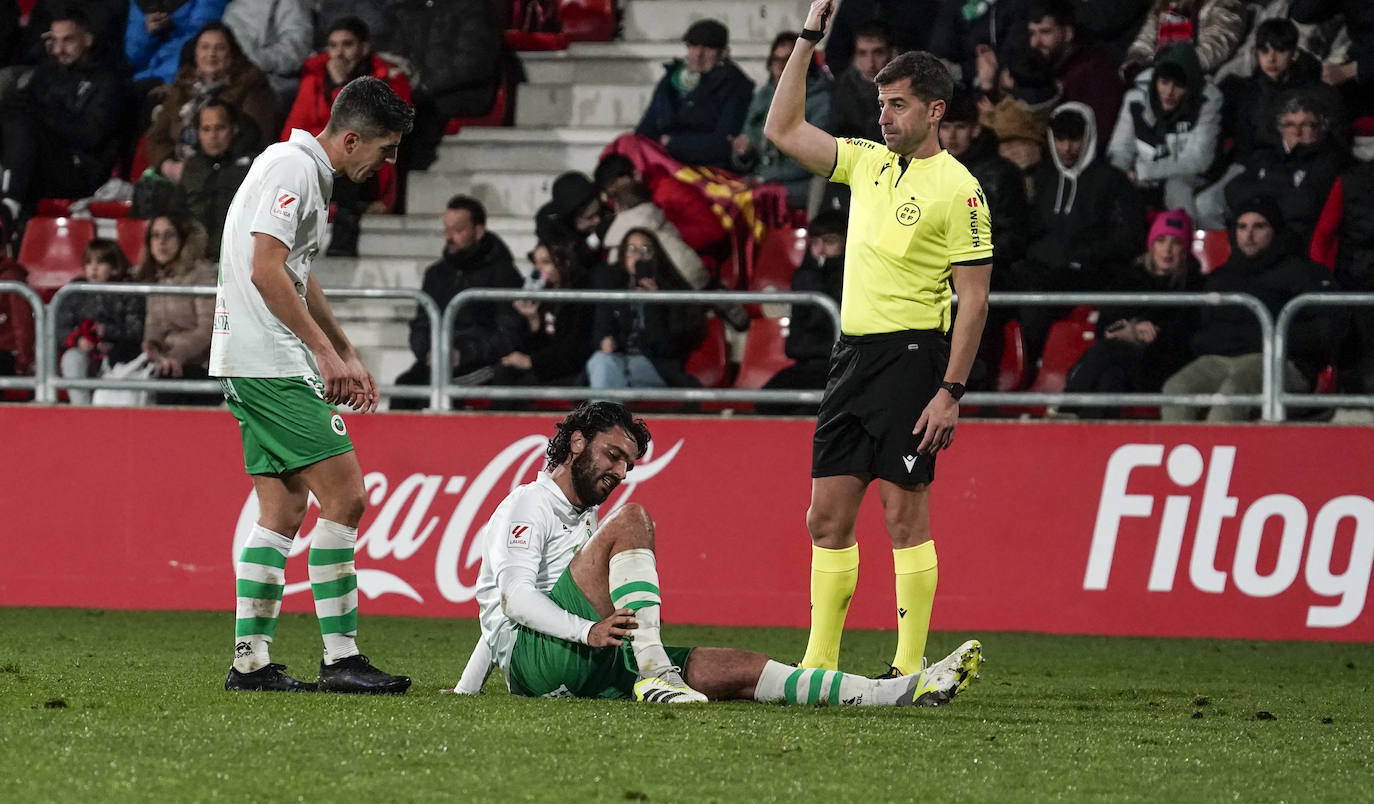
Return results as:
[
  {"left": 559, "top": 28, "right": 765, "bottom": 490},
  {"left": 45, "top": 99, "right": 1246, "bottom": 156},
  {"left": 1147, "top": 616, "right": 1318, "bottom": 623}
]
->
[
  {"left": 607, "top": 502, "right": 655, "bottom": 547},
  {"left": 323, "top": 487, "right": 367, "bottom": 528},
  {"left": 806, "top": 505, "right": 848, "bottom": 545}
]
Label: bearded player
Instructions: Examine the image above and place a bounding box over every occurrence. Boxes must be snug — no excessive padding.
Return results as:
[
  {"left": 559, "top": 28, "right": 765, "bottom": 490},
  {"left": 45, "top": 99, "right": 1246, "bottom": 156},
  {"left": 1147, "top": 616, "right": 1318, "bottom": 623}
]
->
[{"left": 460, "top": 401, "right": 983, "bottom": 705}]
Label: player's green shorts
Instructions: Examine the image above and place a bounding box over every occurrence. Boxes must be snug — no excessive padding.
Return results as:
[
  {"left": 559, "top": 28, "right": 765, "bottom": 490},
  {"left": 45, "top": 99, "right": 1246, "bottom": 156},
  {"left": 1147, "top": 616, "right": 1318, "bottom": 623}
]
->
[
  {"left": 218, "top": 376, "right": 354, "bottom": 475},
  {"left": 509, "top": 568, "right": 693, "bottom": 699}
]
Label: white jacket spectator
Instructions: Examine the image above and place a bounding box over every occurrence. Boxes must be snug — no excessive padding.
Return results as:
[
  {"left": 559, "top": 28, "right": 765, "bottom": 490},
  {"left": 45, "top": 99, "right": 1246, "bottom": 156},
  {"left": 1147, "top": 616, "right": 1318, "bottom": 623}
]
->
[{"left": 222, "top": 0, "right": 313, "bottom": 106}]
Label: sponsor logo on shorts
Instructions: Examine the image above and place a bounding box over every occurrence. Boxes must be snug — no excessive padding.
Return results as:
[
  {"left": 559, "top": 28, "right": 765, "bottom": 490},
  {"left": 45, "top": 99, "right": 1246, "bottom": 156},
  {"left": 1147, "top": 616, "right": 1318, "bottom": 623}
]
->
[
  {"left": 903, "top": 454, "right": 917, "bottom": 473},
  {"left": 895, "top": 202, "right": 921, "bottom": 226},
  {"left": 509, "top": 523, "right": 532, "bottom": 549},
  {"left": 271, "top": 188, "right": 299, "bottom": 222},
  {"left": 330, "top": 413, "right": 347, "bottom": 436}
]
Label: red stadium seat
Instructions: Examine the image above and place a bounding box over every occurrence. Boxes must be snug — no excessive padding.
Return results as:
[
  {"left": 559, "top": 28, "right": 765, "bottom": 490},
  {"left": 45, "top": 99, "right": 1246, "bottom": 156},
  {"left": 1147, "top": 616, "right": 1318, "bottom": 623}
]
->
[
  {"left": 996, "top": 318, "right": 1026, "bottom": 392},
  {"left": 560, "top": 0, "right": 615, "bottom": 41},
  {"left": 35, "top": 199, "right": 74, "bottom": 217},
  {"left": 19, "top": 217, "right": 96, "bottom": 299},
  {"left": 684, "top": 315, "right": 729, "bottom": 388},
  {"left": 129, "top": 135, "right": 150, "bottom": 180},
  {"left": 116, "top": 218, "right": 149, "bottom": 266},
  {"left": 89, "top": 200, "right": 133, "bottom": 219},
  {"left": 504, "top": 30, "right": 569, "bottom": 50},
  {"left": 734, "top": 317, "right": 794, "bottom": 390},
  {"left": 1029, "top": 307, "right": 1097, "bottom": 395},
  {"left": 1314, "top": 364, "right": 1337, "bottom": 394},
  {"left": 443, "top": 83, "right": 512, "bottom": 136},
  {"left": 747, "top": 227, "right": 806, "bottom": 292},
  {"left": 1193, "top": 229, "right": 1230, "bottom": 275}
]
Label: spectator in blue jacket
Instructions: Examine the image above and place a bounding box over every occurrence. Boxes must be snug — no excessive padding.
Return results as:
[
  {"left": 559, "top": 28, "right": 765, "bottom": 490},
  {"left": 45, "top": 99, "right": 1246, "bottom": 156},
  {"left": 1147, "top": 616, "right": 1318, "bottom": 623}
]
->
[
  {"left": 634, "top": 18, "right": 754, "bottom": 172},
  {"left": 125, "top": 0, "right": 228, "bottom": 86}
]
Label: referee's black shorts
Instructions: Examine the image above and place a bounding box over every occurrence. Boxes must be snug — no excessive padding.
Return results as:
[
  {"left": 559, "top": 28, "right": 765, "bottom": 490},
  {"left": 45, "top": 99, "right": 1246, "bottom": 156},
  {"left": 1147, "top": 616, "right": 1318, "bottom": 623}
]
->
[{"left": 811, "top": 329, "right": 950, "bottom": 486}]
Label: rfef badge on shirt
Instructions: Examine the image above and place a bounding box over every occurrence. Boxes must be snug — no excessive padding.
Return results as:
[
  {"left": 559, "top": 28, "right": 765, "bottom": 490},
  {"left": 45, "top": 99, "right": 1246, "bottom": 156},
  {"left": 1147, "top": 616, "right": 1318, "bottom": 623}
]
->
[{"left": 270, "top": 188, "right": 299, "bottom": 222}]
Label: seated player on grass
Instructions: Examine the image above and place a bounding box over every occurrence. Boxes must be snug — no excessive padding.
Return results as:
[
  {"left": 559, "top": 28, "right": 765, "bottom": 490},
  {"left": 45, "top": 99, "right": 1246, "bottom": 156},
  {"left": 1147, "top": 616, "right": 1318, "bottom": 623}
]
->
[{"left": 455, "top": 401, "right": 985, "bottom": 705}]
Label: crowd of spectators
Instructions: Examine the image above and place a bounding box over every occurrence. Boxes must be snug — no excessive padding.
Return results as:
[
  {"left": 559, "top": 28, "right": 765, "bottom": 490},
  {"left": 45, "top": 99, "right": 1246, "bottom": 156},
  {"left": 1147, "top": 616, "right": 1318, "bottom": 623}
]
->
[{"left": 0, "top": 0, "right": 1370, "bottom": 421}]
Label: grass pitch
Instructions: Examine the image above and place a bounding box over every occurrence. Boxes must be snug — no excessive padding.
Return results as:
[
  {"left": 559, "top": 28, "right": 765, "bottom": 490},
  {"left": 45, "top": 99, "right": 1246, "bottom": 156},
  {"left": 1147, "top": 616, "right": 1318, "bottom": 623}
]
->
[{"left": 1, "top": 609, "right": 1371, "bottom": 802}]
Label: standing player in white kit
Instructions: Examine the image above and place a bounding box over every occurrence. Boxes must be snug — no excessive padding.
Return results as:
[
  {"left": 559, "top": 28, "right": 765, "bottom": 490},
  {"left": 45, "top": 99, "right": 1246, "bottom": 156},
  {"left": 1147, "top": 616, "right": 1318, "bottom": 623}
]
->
[{"left": 211, "top": 77, "right": 414, "bottom": 693}]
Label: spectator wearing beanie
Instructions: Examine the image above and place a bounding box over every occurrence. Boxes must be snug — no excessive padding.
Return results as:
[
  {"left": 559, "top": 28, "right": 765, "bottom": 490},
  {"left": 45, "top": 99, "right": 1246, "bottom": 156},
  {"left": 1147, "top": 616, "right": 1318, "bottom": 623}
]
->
[
  {"left": 1161, "top": 195, "right": 1334, "bottom": 421},
  {"left": 1063, "top": 207, "right": 1204, "bottom": 417},
  {"left": 534, "top": 171, "right": 611, "bottom": 276}
]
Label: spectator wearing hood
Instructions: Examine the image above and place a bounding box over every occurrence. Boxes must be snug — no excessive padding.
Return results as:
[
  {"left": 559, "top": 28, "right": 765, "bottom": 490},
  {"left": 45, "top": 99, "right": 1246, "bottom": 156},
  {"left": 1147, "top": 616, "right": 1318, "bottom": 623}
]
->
[
  {"left": 1161, "top": 195, "right": 1334, "bottom": 421},
  {"left": 1107, "top": 42, "right": 1222, "bottom": 220},
  {"left": 1121, "top": 0, "right": 1247, "bottom": 79},
  {"left": 1016, "top": 102, "right": 1146, "bottom": 367},
  {"left": 635, "top": 18, "right": 755, "bottom": 171},
  {"left": 393, "top": 195, "right": 525, "bottom": 407},
  {"left": 732, "top": 30, "right": 833, "bottom": 210},
  {"left": 534, "top": 171, "right": 611, "bottom": 276},
  {"left": 1064, "top": 208, "right": 1203, "bottom": 416},
  {"left": 1222, "top": 90, "right": 1345, "bottom": 245}
]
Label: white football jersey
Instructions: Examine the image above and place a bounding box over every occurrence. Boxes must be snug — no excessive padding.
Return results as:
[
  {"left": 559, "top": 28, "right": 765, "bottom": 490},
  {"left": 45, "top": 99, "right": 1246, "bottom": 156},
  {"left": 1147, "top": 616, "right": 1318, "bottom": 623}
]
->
[
  {"left": 475, "top": 474, "right": 599, "bottom": 676},
  {"left": 210, "top": 129, "right": 334, "bottom": 378}
]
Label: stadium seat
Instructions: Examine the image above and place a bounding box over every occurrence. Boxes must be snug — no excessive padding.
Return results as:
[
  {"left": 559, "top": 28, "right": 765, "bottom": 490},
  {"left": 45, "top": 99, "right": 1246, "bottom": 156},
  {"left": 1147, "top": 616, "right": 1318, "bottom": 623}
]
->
[
  {"left": 116, "top": 217, "right": 148, "bottom": 265},
  {"left": 1029, "top": 307, "right": 1097, "bottom": 395},
  {"left": 89, "top": 200, "right": 133, "bottom": 219},
  {"left": 129, "top": 135, "right": 150, "bottom": 180},
  {"left": 35, "top": 199, "right": 74, "bottom": 217},
  {"left": 559, "top": 0, "right": 615, "bottom": 41},
  {"left": 734, "top": 317, "right": 793, "bottom": 390},
  {"left": 443, "top": 82, "right": 512, "bottom": 135},
  {"left": 19, "top": 217, "right": 96, "bottom": 299},
  {"left": 996, "top": 318, "right": 1026, "bottom": 392},
  {"left": 747, "top": 227, "right": 806, "bottom": 292},
  {"left": 1193, "top": 229, "right": 1230, "bottom": 275},
  {"left": 684, "top": 315, "right": 730, "bottom": 388},
  {"left": 1314, "top": 364, "right": 1337, "bottom": 394},
  {"left": 504, "top": 30, "right": 569, "bottom": 50}
]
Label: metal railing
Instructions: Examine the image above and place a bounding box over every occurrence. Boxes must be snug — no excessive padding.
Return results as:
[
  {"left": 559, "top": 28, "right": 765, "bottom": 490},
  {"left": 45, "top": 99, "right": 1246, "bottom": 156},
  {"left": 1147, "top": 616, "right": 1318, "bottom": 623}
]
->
[
  {"left": 0, "top": 281, "right": 48, "bottom": 401},
  {"left": 13, "top": 281, "right": 1373, "bottom": 423},
  {"left": 974, "top": 291, "right": 1279, "bottom": 420},
  {"left": 1273, "top": 293, "right": 1374, "bottom": 420},
  {"left": 435, "top": 288, "right": 842, "bottom": 411},
  {"left": 43, "top": 283, "right": 441, "bottom": 402}
]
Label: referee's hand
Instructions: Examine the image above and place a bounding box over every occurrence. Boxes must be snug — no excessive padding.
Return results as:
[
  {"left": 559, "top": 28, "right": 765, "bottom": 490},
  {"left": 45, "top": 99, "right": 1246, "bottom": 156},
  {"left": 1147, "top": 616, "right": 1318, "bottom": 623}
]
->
[
  {"left": 588, "top": 608, "right": 638, "bottom": 647},
  {"left": 914, "top": 393, "right": 959, "bottom": 454},
  {"left": 803, "top": 0, "right": 833, "bottom": 34}
]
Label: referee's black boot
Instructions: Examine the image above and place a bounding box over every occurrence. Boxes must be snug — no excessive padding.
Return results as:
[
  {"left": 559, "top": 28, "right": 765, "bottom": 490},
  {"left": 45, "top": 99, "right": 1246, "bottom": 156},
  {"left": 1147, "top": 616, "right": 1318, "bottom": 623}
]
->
[
  {"left": 317, "top": 654, "right": 411, "bottom": 694},
  {"left": 225, "top": 663, "right": 317, "bottom": 692}
]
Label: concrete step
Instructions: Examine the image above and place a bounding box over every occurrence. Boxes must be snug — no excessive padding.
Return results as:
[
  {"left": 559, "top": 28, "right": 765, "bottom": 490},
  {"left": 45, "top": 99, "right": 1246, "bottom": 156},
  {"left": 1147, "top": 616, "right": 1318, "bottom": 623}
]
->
[
  {"left": 432, "top": 126, "right": 623, "bottom": 173},
  {"left": 339, "top": 320, "right": 409, "bottom": 350},
  {"left": 514, "top": 82, "right": 657, "bottom": 129},
  {"left": 330, "top": 297, "right": 416, "bottom": 321},
  {"left": 520, "top": 41, "right": 771, "bottom": 87},
  {"left": 312, "top": 255, "right": 432, "bottom": 289},
  {"left": 408, "top": 168, "right": 555, "bottom": 218},
  {"left": 620, "top": 0, "right": 812, "bottom": 46}
]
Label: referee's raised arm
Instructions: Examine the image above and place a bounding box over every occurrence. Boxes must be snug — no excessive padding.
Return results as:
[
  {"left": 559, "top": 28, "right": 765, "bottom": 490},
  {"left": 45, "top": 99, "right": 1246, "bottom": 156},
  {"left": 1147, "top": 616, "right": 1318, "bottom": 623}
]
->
[{"left": 764, "top": 0, "right": 839, "bottom": 177}]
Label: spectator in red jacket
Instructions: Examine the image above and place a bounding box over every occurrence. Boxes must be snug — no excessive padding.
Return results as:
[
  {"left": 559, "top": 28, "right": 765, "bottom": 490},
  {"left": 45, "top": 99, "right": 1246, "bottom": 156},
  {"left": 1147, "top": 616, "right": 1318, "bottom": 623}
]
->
[
  {"left": 0, "top": 254, "right": 34, "bottom": 378},
  {"left": 283, "top": 15, "right": 412, "bottom": 254}
]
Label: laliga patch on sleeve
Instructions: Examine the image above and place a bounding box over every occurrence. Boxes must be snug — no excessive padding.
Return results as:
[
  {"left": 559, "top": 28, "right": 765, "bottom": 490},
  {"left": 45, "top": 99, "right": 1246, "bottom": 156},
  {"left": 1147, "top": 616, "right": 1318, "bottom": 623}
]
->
[
  {"left": 508, "top": 522, "right": 533, "bottom": 549},
  {"left": 270, "top": 188, "right": 299, "bottom": 222}
]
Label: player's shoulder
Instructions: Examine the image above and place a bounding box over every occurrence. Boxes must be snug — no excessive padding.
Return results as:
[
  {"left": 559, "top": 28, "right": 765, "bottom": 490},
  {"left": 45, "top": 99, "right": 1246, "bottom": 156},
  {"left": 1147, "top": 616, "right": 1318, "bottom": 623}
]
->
[
  {"left": 933, "top": 150, "right": 982, "bottom": 190},
  {"left": 837, "top": 136, "right": 885, "bottom": 162},
  {"left": 506, "top": 477, "right": 560, "bottom": 525}
]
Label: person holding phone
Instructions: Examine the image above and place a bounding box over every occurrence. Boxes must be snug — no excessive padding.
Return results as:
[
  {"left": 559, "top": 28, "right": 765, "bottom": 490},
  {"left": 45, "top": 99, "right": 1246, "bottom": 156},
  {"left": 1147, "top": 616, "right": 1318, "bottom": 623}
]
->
[{"left": 585, "top": 229, "right": 706, "bottom": 389}]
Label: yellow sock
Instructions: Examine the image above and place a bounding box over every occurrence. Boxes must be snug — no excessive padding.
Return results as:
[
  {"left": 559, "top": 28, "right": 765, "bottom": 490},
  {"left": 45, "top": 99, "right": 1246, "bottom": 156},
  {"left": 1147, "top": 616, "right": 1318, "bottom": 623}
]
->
[
  {"left": 799, "top": 544, "right": 859, "bottom": 670},
  {"left": 890, "top": 541, "right": 938, "bottom": 675}
]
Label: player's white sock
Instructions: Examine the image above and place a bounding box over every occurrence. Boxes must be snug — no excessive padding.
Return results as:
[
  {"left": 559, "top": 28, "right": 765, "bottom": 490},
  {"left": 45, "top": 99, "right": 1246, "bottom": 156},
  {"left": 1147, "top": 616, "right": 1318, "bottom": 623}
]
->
[
  {"left": 309, "top": 518, "right": 361, "bottom": 665},
  {"left": 608, "top": 548, "right": 673, "bottom": 674},
  {"left": 233, "top": 525, "right": 292, "bottom": 673},
  {"left": 753, "top": 660, "right": 902, "bottom": 706}
]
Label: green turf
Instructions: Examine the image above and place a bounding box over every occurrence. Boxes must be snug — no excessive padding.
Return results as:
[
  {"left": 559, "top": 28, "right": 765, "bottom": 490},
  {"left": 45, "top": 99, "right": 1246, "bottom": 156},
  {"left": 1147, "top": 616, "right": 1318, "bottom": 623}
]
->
[{"left": 1, "top": 608, "right": 1371, "bottom": 802}]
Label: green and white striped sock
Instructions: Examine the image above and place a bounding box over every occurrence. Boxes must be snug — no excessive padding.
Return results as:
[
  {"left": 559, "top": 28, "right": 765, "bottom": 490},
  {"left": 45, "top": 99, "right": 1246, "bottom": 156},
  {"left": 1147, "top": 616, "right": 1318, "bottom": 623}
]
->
[
  {"left": 233, "top": 525, "right": 292, "bottom": 673},
  {"left": 608, "top": 548, "right": 672, "bottom": 674},
  {"left": 309, "top": 519, "right": 360, "bottom": 665},
  {"left": 753, "top": 660, "right": 886, "bottom": 706}
]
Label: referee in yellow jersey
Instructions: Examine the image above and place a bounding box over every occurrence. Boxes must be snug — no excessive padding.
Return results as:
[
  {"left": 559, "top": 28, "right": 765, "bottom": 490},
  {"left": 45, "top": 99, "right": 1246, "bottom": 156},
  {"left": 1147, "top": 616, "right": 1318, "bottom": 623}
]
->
[{"left": 764, "top": 0, "right": 992, "bottom": 677}]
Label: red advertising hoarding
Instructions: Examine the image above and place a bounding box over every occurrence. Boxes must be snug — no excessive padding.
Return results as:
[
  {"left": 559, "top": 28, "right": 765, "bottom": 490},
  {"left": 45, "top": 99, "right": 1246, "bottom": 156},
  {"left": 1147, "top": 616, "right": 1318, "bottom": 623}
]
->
[{"left": 1, "top": 408, "right": 1370, "bottom": 641}]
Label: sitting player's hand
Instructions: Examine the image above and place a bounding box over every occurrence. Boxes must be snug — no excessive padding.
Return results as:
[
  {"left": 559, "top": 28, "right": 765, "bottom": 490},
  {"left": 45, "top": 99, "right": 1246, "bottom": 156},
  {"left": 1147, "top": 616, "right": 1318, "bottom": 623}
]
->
[{"left": 588, "top": 607, "right": 637, "bottom": 647}]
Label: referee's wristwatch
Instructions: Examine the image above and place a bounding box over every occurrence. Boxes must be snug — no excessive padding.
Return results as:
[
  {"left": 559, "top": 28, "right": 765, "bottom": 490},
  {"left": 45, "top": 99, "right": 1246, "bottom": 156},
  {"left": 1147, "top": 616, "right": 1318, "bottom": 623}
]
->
[{"left": 939, "top": 381, "right": 966, "bottom": 401}]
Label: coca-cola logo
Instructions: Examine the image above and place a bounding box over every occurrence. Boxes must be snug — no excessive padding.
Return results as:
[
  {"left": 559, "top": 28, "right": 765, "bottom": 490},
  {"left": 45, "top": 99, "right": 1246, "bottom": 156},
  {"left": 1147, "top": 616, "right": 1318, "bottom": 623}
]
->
[
  {"left": 233, "top": 434, "right": 685, "bottom": 604},
  {"left": 1086, "top": 443, "right": 1374, "bottom": 628}
]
